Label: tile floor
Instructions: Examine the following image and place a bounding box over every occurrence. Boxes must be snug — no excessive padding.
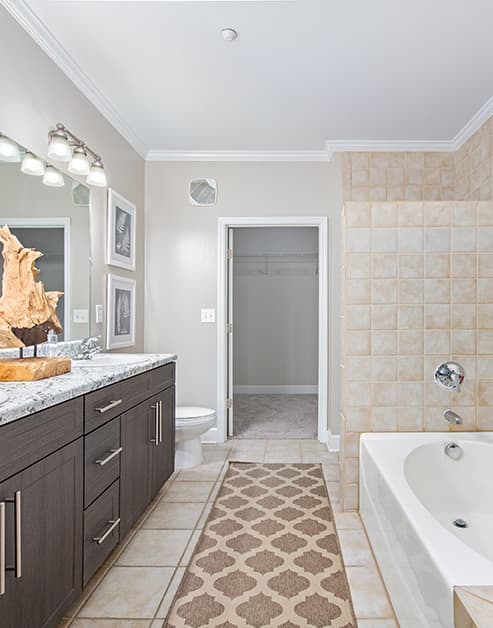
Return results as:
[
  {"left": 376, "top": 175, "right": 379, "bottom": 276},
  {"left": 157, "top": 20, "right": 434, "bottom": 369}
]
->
[
  {"left": 61, "top": 440, "right": 397, "bottom": 628},
  {"left": 233, "top": 395, "right": 318, "bottom": 439}
]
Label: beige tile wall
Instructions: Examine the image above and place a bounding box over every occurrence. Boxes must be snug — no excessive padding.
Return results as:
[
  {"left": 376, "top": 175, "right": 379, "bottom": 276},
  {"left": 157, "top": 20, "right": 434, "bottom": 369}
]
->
[
  {"left": 455, "top": 118, "right": 493, "bottom": 201},
  {"left": 341, "top": 115, "right": 493, "bottom": 203},
  {"left": 341, "top": 200, "right": 493, "bottom": 510},
  {"left": 342, "top": 152, "right": 455, "bottom": 202}
]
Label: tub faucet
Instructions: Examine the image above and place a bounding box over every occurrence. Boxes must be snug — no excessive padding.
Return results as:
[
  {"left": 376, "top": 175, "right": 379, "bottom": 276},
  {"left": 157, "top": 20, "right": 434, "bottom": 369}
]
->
[{"left": 443, "top": 409, "right": 462, "bottom": 425}]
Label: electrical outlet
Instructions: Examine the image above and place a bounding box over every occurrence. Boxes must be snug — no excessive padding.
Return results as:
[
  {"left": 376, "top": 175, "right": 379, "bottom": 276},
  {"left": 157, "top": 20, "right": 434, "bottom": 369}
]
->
[
  {"left": 201, "top": 308, "right": 216, "bottom": 323},
  {"left": 95, "top": 304, "right": 104, "bottom": 324},
  {"left": 73, "top": 309, "right": 89, "bottom": 324}
]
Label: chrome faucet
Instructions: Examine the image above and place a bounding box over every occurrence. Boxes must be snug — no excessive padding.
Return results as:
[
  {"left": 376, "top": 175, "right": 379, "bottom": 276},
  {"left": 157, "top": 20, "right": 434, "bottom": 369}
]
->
[
  {"left": 76, "top": 336, "right": 102, "bottom": 360},
  {"left": 443, "top": 409, "right": 463, "bottom": 425}
]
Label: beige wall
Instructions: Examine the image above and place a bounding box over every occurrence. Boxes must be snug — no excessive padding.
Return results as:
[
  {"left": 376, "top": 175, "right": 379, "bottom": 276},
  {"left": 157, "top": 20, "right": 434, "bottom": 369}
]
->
[
  {"left": 0, "top": 8, "right": 145, "bottom": 349},
  {"left": 455, "top": 117, "right": 492, "bottom": 201},
  {"left": 341, "top": 200, "right": 493, "bottom": 510},
  {"left": 145, "top": 160, "right": 342, "bottom": 434},
  {"left": 341, "top": 117, "right": 493, "bottom": 203}
]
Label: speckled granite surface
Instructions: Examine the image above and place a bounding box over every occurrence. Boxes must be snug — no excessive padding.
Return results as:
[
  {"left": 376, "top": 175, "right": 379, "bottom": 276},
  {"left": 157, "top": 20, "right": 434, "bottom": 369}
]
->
[
  {"left": 0, "top": 353, "right": 176, "bottom": 426},
  {"left": 455, "top": 586, "right": 493, "bottom": 627}
]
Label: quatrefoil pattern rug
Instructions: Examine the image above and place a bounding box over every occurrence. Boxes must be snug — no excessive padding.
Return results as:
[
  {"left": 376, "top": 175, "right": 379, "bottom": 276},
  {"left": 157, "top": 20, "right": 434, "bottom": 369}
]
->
[{"left": 165, "top": 462, "right": 356, "bottom": 628}]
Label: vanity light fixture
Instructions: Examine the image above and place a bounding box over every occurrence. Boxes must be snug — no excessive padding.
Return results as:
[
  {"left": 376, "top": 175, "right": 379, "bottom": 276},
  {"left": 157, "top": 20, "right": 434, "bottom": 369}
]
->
[
  {"left": 21, "top": 151, "right": 45, "bottom": 176},
  {"left": 47, "top": 124, "right": 72, "bottom": 162},
  {"left": 48, "top": 123, "right": 107, "bottom": 187},
  {"left": 86, "top": 158, "right": 107, "bottom": 187},
  {"left": 68, "top": 145, "right": 90, "bottom": 176},
  {"left": 0, "top": 133, "right": 21, "bottom": 162},
  {"left": 43, "top": 165, "right": 64, "bottom": 187}
]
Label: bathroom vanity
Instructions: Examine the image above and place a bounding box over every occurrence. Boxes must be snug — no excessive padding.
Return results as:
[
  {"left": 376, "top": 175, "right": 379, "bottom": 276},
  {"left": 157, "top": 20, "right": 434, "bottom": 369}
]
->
[{"left": 0, "top": 354, "right": 176, "bottom": 628}]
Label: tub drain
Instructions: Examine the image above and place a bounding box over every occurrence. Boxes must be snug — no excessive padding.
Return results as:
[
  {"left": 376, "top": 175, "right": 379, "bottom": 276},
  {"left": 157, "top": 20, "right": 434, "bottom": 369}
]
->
[{"left": 453, "top": 518, "right": 468, "bottom": 528}]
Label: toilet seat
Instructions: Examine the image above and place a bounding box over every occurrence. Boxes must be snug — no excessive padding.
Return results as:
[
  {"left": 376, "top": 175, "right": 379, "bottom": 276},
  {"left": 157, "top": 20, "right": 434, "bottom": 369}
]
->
[{"left": 176, "top": 406, "right": 215, "bottom": 420}]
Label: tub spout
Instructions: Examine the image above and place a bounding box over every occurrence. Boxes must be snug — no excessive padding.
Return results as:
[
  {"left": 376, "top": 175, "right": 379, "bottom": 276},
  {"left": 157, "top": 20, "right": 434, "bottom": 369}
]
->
[{"left": 443, "top": 409, "right": 463, "bottom": 425}]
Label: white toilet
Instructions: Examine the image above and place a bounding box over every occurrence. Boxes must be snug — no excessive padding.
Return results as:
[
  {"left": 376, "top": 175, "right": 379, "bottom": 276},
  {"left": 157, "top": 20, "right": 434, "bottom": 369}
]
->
[{"left": 175, "top": 406, "right": 216, "bottom": 468}]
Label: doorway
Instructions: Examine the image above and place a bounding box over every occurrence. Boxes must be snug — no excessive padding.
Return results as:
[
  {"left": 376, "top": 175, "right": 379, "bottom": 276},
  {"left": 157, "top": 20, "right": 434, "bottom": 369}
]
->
[{"left": 217, "top": 217, "right": 329, "bottom": 443}]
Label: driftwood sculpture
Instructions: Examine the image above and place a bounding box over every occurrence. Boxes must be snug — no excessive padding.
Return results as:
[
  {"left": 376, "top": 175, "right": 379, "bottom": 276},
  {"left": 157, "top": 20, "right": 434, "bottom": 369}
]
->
[{"left": 0, "top": 225, "right": 63, "bottom": 348}]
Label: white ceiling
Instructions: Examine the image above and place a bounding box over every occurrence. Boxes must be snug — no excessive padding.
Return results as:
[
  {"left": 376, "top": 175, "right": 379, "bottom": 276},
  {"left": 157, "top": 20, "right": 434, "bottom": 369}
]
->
[{"left": 6, "top": 0, "right": 493, "bottom": 157}]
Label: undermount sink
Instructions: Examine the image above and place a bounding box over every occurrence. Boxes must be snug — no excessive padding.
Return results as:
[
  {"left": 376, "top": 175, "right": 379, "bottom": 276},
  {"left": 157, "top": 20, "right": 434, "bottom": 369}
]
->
[{"left": 71, "top": 353, "right": 148, "bottom": 368}]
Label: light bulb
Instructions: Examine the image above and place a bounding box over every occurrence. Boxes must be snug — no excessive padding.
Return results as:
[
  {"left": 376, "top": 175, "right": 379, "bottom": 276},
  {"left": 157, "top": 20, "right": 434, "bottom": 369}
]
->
[
  {"left": 21, "top": 152, "right": 45, "bottom": 176},
  {"left": 0, "top": 135, "right": 21, "bottom": 162},
  {"left": 68, "top": 146, "right": 90, "bottom": 176},
  {"left": 43, "top": 165, "right": 64, "bottom": 187},
  {"left": 86, "top": 159, "right": 107, "bottom": 187},
  {"left": 47, "top": 127, "right": 72, "bottom": 162}
]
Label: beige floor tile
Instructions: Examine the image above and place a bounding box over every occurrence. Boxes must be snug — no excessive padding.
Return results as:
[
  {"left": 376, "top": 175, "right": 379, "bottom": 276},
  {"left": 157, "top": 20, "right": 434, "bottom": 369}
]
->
[
  {"left": 196, "top": 502, "right": 214, "bottom": 529},
  {"left": 335, "top": 512, "right": 364, "bottom": 530},
  {"left": 142, "top": 502, "right": 204, "bottom": 530},
  {"left": 346, "top": 566, "right": 393, "bottom": 618},
  {"left": 322, "top": 463, "right": 341, "bottom": 481},
  {"left": 150, "top": 621, "right": 164, "bottom": 628},
  {"left": 78, "top": 567, "right": 174, "bottom": 619},
  {"left": 264, "top": 453, "right": 303, "bottom": 463},
  {"left": 71, "top": 621, "right": 151, "bottom": 627},
  {"left": 339, "top": 529, "right": 375, "bottom": 566},
  {"left": 116, "top": 530, "right": 192, "bottom": 567},
  {"left": 357, "top": 620, "right": 397, "bottom": 628},
  {"left": 156, "top": 567, "right": 186, "bottom": 618},
  {"left": 229, "top": 450, "right": 265, "bottom": 462},
  {"left": 161, "top": 481, "right": 214, "bottom": 502},
  {"left": 176, "top": 461, "right": 225, "bottom": 481},
  {"left": 179, "top": 530, "right": 202, "bottom": 566},
  {"left": 326, "top": 481, "right": 341, "bottom": 503}
]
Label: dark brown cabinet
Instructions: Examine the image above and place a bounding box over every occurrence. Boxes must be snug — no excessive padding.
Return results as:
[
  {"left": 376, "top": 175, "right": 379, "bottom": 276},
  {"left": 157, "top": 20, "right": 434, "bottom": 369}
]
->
[
  {"left": 0, "top": 361, "right": 175, "bottom": 628},
  {"left": 0, "top": 440, "right": 83, "bottom": 628}
]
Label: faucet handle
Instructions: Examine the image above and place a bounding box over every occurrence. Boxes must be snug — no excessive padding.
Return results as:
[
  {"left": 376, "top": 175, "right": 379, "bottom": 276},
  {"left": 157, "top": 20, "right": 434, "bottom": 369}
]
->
[{"left": 434, "top": 361, "right": 465, "bottom": 392}]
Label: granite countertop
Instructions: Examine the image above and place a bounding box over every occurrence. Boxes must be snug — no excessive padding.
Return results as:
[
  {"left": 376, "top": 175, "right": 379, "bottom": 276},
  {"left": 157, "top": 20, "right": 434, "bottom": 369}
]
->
[
  {"left": 454, "top": 586, "right": 493, "bottom": 627},
  {"left": 0, "top": 353, "right": 177, "bottom": 426}
]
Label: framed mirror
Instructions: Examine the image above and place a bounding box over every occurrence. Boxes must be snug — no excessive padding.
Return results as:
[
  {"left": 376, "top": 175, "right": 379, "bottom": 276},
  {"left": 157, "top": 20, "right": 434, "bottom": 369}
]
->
[{"left": 0, "top": 133, "right": 91, "bottom": 341}]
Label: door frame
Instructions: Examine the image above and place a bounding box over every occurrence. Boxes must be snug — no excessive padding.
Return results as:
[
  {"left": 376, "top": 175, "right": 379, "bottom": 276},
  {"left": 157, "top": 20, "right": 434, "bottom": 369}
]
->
[{"left": 216, "top": 216, "right": 329, "bottom": 443}]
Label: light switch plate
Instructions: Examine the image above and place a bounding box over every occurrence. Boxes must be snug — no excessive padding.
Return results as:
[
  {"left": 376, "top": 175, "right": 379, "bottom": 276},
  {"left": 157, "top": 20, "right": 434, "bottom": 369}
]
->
[
  {"left": 73, "top": 309, "right": 89, "bottom": 324},
  {"left": 95, "top": 304, "right": 104, "bottom": 324},
  {"left": 201, "top": 308, "right": 216, "bottom": 323}
]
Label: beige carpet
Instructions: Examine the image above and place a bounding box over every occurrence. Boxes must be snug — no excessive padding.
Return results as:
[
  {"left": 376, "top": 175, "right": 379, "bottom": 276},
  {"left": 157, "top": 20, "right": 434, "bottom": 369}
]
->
[
  {"left": 164, "top": 462, "right": 356, "bottom": 628},
  {"left": 233, "top": 395, "right": 318, "bottom": 439}
]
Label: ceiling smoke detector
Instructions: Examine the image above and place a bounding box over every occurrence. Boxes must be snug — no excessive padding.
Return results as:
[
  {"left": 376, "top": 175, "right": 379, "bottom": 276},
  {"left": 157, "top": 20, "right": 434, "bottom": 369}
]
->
[{"left": 221, "top": 28, "right": 238, "bottom": 42}]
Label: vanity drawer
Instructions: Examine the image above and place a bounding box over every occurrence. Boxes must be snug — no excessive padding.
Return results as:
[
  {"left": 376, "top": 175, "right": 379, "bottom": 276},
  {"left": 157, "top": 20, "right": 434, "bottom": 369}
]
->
[
  {"left": 84, "top": 417, "right": 121, "bottom": 507},
  {"left": 0, "top": 397, "right": 83, "bottom": 482},
  {"left": 85, "top": 381, "right": 123, "bottom": 433},
  {"left": 121, "top": 363, "right": 176, "bottom": 410},
  {"left": 83, "top": 480, "right": 120, "bottom": 585}
]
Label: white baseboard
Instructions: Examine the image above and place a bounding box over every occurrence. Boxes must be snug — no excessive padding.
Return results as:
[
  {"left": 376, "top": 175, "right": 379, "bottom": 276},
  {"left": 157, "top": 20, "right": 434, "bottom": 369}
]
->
[
  {"left": 233, "top": 385, "right": 318, "bottom": 395},
  {"left": 327, "top": 430, "right": 341, "bottom": 452}
]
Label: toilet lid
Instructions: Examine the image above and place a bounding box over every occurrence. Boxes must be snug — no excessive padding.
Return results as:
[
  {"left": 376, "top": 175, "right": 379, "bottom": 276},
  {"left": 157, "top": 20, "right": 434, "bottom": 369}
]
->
[{"left": 176, "top": 406, "right": 216, "bottom": 420}]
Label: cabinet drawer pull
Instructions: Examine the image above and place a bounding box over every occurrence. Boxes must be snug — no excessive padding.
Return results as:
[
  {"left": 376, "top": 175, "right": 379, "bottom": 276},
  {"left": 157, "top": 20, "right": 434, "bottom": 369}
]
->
[
  {"left": 95, "top": 447, "right": 123, "bottom": 467},
  {"left": 95, "top": 399, "right": 122, "bottom": 414},
  {"left": 0, "top": 502, "right": 5, "bottom": 595},
  {"left": 5, "top": 492, "right": 22, "bottom": 579},
  {"left": 92, "top": 518, "right": 120, "bottom": 545}
]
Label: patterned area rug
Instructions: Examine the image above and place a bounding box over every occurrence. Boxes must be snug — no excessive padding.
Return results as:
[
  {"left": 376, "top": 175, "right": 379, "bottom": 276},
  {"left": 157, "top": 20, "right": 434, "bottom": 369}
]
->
[{"left": 165, "top": 463, "right": 356, "bottom": 627}]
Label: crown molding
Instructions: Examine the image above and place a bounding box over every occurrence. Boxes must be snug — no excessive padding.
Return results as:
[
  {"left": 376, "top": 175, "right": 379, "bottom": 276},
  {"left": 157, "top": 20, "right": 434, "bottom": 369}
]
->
[
  {"left": 1, "top": 0, "right": 148, "bottom": 158},
  {"left": 450, "top": 96, "right": 493, "bottom": 150},
  {"left": 146, "top": 149, "right": 334, "bottom": 162}
]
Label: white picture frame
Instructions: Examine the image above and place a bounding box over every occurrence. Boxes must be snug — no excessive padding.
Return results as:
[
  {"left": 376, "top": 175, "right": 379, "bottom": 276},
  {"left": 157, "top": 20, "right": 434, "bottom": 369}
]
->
[
  {"left": 107, "top": 188, "right": 136, "bottom": 271},
  {"left": 106, "top": 273, "right": 136, "bottom": 349}
]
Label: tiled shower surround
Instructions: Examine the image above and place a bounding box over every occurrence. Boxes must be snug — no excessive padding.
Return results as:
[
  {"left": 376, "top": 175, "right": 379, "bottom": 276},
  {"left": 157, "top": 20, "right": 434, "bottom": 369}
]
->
[{"left": 341, "top": 200, "right": 493, "bottom": 510}]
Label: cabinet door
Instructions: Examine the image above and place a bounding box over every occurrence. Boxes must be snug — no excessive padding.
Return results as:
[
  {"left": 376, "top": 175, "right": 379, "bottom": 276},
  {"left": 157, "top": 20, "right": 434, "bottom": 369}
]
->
[
  {"left": 0, "top": 439, "right": 83, "bottom": 628},
  {"left": 120, "top": 401, "right": 152, "bottom": 539},
  {"left": 150, "top": 386, "right": 175, "bottom": 497}
]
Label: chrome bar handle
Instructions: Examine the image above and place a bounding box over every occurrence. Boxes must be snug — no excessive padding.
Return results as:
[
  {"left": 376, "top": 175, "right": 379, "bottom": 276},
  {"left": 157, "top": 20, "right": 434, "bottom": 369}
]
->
[
  {"left": 92, "top": 518, "right": 120, "bottom": 545},
  {"left": 95, "top": 399, "right": 122, "bottom": 414},
  {"left": 14, "top": 491, "right": 21, "bottom": 579},
  {"left": 95, "top": 447, "right": 123, "bottom": 467},
  {"left": 158, "top": 400, "right": 163, "bottom": 444},
  {"left": 151, "top": 403, "right": 159, "bottom": 445},
  {"left": 0, "top": 502, "right": 5, "bottom": 595}
]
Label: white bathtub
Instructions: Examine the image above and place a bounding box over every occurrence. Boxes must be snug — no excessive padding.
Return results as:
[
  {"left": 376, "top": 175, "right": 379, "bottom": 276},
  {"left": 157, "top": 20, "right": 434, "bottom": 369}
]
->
[{"left": 359, "top": 432, "right": 493, "bottom": 628}]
